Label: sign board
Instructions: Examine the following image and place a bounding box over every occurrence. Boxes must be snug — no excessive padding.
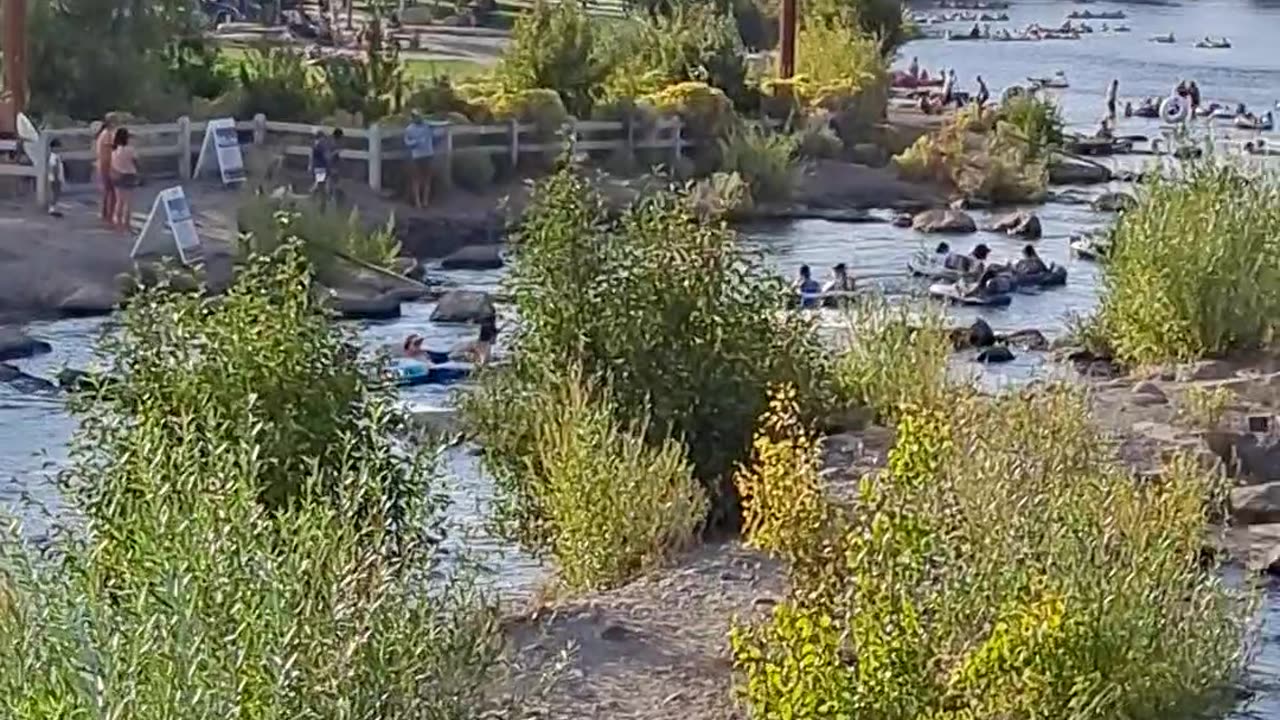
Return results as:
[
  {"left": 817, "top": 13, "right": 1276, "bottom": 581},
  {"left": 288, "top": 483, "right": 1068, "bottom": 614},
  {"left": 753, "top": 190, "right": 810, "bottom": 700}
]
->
[
  {"left": 131, "top": 186, "right": 204, "bottom": 265},
  {"left": 193, "top": 117, "right": 246, "bottom": 185}
]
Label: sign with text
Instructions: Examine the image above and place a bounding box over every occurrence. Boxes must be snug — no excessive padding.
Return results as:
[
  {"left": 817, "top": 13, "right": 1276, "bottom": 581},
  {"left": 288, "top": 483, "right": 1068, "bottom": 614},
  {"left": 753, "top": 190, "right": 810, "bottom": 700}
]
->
[
  {"left": 194, "top": 117, "right": 246, "bottom": 185},
  {"left": 131, "top": 186, "right": 204, "bottom": 266}
]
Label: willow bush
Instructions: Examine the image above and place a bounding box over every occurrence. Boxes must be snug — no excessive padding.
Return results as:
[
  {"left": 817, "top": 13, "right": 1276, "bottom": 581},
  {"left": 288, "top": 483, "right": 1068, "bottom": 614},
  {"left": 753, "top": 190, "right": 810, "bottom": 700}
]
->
[
  {"left": 1090, "top": 161, "right": 1280, "bottom": 366},
  {"left": 460, "top": 169, "right": 830, "bottom": 562},
  {"left": 733, "top": 385, "right": 1249, "bottom": 719},
  {"left": 0, "top": 241, "right": 505, "bottom": 718}
]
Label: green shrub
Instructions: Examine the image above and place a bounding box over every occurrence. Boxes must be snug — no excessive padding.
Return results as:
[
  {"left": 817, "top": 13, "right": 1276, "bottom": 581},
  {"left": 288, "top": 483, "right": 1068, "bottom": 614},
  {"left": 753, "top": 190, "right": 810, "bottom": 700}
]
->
[
  {"left": 1091, "top": 161, "right": 1280, "bottom": 365},
  {"left": 237, "top": 198, "right": 402, "bottom": 276},
  {"left": 459, "top": 169, "right": 830, "bottom": 534},
  {"left": 999, "top": 93, "right": 1064, "bottom": 160},
  {"left": 496, "top": 1, "right": 611, "bottom": 117},
  {"left": 718, "top": 124, "right": 799, "bottom": 202},
  {"left": 236, "top": 45, "right": 325, "bottom": 121},
  {"left": 643, "top": 81, "right": 735, "bottom": 138},
  {"left": 686, "top": 170, "right": 755, "bottom": 220},
  {"left": 833, "top": 295, "right": 950, "bottom": 422},
  {"left": 1178, "top": 385, "right": 1235, "bottom": 430},
  {"left": 0, "top": 241, "right": 505, "bottom": 718},
  {"left": 453, "top": 151, "right": 498, "bottom": 191},
  {"left": 506, "top": 365, "right": 707, "bottom": 590},
  {"left": 733, "top": 385, "right": 1249, "bottom": 719}
]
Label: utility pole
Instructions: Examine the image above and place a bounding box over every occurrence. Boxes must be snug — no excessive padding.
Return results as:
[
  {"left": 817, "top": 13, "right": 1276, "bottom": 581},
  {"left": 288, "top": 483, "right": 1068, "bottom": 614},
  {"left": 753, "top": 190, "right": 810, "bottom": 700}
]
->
[
  {"left": 778, "top": 0, "right": 796, "bottom": 79},
  {"left": 1, "top": 0, "right": 28, "bottom": 135}
]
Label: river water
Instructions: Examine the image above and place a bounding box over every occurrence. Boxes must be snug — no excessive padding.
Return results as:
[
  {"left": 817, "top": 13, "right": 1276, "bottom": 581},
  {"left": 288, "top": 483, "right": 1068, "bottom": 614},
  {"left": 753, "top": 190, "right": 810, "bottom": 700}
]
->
[{"left": 3, "top": 0, "right": 1280, "bottom": 713}]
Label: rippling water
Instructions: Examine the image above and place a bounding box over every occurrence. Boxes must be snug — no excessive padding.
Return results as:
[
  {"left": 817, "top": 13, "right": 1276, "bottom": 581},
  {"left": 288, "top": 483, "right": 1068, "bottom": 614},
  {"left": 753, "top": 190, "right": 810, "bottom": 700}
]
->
[{"left": 2, "top": 0, "right": 1278, "bottom": 710}]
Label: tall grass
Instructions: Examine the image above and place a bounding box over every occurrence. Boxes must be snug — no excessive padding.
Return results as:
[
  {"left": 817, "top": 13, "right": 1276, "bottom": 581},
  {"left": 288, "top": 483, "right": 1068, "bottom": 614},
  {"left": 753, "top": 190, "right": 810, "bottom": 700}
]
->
[
  {"left": 1091, "top": 161, "right": 1280, "bottom": 365},
  {"left": 238, "top": 196, "right": 403, "bottom": 276},
  {"left": 733, "top": 385, "right": 1250, "bottom": 719},
  {"left": 0, "top": 240, "right": 504, "bottom": 718},
  {"left": 999, "top": 92, "right": 1065, "bottom": 160},
  {"left": 718, "top": 124, "right": 800, "bottom": 202}
]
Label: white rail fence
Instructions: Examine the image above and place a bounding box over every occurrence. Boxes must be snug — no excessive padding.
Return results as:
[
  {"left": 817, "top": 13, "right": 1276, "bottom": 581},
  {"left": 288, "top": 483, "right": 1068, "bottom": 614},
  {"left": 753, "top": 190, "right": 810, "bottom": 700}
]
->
[{"left": 1, "top": 113, "right": 689, "bottom": 207}]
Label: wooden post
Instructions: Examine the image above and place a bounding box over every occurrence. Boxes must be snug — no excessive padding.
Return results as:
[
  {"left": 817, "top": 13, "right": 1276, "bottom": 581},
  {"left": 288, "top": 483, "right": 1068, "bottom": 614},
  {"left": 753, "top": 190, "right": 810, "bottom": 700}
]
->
[
  {"left": 509, "top": 118, "right": 519, "bottom": 169},
  {"left": 626, "top": 111, "right": 635, "bottom": 155},
  {"left": 32, "top": 131, "right": 48, "bottom": 209},
  {"left": 441, "top": 124, "right": 454, "bottom": 192},
  {"left": 564, "top": 119, "right": 577, "bottom": 159},
  {"left": 368, "top": 122, "right": 383, "bottom": 192},
  {"left": 670, "top": 117, "right": 683, "bottom": 170},
  {"left": 177, "top": 116, "right": 192, "bottom": 180},
  {"left": 779, "top": 0, "right": 796, "bottom": 79},
  {"left": 253, "top": 113, "right": 267, "bottom": 145}
]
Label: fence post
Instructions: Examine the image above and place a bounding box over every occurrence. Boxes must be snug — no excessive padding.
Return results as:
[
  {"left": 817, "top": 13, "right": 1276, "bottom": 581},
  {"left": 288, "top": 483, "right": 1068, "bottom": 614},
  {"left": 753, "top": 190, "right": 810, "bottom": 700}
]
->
[
  {"left": 367, "top": 122, "right": 383, "bottom": 192},
  {"left": 33, "top": 133, "right": 49, "bottom": 209},
  {"left": 670, "top": 117, "right": 683, "bottom": 170},
  {"left": 509, "top": 118, "right": 519, "bottom": 169},
  {"left": 253, "top": 114, "right": 267, "bottom": 145},
  {"left": 626, "top": 111, "right": 635, "bottom": 155},
  {"left": 177, "top": 116, "right": 192, "bottom": 180},
  {"left": 564, "top": 118, "right": 577, "bottom": 159},
  {"left": 440, "top": 124, "right": 454, "bottom": 193}
]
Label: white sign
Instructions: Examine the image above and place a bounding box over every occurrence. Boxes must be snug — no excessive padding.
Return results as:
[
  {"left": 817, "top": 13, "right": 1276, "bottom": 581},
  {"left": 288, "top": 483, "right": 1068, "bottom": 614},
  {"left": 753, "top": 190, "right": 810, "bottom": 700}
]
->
[
  {"left": 193, "top": 118, "right": 246, "bottom": 186},
  {"left": 131, "top": 186, "right": 204, "bottom": 265}
]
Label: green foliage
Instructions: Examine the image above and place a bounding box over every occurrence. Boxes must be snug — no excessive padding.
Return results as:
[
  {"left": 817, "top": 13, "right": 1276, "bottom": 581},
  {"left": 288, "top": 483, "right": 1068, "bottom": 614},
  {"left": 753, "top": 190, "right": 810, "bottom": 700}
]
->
[
  {"left": 733, "top": 385, "right": 1249, "bottom": 719},
  {"left": 406, "top": 76, "right": 484, "bottom": 118},
  {"left": 237, "top": 198, "right": 403, "bottom": 275},
  {"left": 236, "top": 46, "right": 324, "bottom": 122},
  {"left": 643, "top": 81, "right": 735, "bottom": 138},
  {"left": 807, "top": 0, "right": 907, "bottom": 56},
  {"left": 894, "top": 106, "right": 1048, "bottom": 203},
  {"left": 321, "top": 19, "right": 406, "bottom": 121},
  {"left": 459, "top": 169, "right": 830, "bottom": 535},
  {"left": 162, "top": 36, "right": 234, "bottom": 101},
  {"left": 453, "top": 151, "right": 499, "bottom": 191},
  {"left": 718, "top": 124, "right": 799, "bottom": 202},
  {"left": 1091, "top": 161, "right": 1280, "bottom": 365},
  {"left": 1178, "top": 385, "right": 1235, "bottom": 430},
  {"left": 503, "top": 364, "right": 707, "bottom": 590},
  {"left": 999, "top": 93, "right": 1065, "bottom": 160},
  {"left": 833, "top": 295, "right": 950, "bottom": 422},
  {"left": 496, "top": 0, "right": 611, "bottom": 117},
  {"left": 687, "top": 170, "right": 755, "bottom": 220},
  {"left": 0, "top": 241, "right": 505, "bottom": 718}
]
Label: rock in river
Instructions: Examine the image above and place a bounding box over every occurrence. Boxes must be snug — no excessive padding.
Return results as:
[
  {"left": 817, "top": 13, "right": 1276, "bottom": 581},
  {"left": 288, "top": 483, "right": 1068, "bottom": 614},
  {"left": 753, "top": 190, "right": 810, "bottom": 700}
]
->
[
  {"left": 0, "top": 328, "right": 51, "bottom": 362},
  {"left": 1091, "top": 192, "right": 1138, "bottom": 213},
  {"left": 440, "top": 245, "right": 504, "bottom": 271},
  {"left": 1231, "top": 481, "right": 1280, "bottom": 525},
  {"left": 977, "top": 346, "right": 1016, "bottom": 364},
  {"left": 57, "top": 285, "right": 120, "bottom": 318},
  {"left": 1049, "top": 160, "right": 1112, "bottom": 185},
  {"left": 430, "top": 290, "right": 496, "bottom": 324},
  {"left": 912, "top": 208, "right": 977, "bottom": 234},
  {"left": 329, "top": 290, "right": 403, "bottom": 320},
  {"left": 0, "top": 363, "right": 57, "bottom": 393},
  {"left": 989, "top": 212, "right": 1042, "bottom": 240}
]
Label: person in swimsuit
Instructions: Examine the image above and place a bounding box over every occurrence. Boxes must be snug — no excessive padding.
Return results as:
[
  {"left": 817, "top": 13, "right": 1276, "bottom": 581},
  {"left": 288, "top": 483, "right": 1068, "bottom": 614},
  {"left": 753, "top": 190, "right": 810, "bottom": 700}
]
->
[
  {"left": 94, "top": 117, "right": 117, "bottom": 225},
  {"left": 110, "top": 128, "right": 139, "bottom": 231},
  {"left": 793, "top": 265, "right": 822, "bottom": 309}
]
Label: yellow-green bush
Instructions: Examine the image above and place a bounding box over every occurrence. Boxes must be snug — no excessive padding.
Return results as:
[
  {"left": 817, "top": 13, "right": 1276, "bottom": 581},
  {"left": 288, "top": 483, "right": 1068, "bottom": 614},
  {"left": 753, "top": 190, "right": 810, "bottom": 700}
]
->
[
  {"left": 521, "top": 366, "right": 707, "bottom": 590},
  {"left": 643, "top": 81, "right": 735, "bottom": 138},
  {"left": 833, "top": 295, "right": 951, "bottom": 422},
  {"left": 1089, "top": 161, "right": 1280, "bottom": 365},
  {"left": 687, "top": 171, "right": 755, "bottom": 220},
  {"left": 718, "top": 124, "right": 800, "bottom": 202},
  {"left": 478, "top": 88, "right": 570, "bottom": 135},
  {"left": 1178, "top": 385, "right": 1235, "bottom": 430},
  {"left": 733, "top": 384, "right": 1248, "bottom": 719},
  {"left": 893, "top": 107, "right": 1047, "bottom": 203}
]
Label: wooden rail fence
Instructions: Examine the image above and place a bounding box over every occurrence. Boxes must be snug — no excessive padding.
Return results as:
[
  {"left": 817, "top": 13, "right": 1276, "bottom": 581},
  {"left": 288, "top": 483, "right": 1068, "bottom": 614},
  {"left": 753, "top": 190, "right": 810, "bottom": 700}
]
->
[{"left": 1, "top": 113, "right": 689, "bottom": 207}]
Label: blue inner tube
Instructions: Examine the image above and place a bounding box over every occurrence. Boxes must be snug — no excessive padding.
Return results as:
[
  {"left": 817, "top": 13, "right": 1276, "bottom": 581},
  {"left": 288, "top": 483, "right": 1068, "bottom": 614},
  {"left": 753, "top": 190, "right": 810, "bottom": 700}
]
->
[{"left": 388, "top": 359, "right": 473, "bottom": 387}]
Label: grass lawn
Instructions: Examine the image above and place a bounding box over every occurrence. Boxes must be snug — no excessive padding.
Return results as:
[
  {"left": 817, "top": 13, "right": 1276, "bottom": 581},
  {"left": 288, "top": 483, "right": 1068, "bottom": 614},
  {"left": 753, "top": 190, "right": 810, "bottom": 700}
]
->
[{"left": 218, "top": 45, "right": 488, "bottom": 82}]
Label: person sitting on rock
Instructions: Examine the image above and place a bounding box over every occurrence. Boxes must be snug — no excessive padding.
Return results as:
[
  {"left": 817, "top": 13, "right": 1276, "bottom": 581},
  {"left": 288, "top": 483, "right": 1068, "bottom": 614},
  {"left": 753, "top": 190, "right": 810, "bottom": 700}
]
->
[
  {"left": 1014, "top": 244, "right": 1049, "bottom": 276},
  {"left": 793, "top": 265, "right": 822, "bottom": 309}
]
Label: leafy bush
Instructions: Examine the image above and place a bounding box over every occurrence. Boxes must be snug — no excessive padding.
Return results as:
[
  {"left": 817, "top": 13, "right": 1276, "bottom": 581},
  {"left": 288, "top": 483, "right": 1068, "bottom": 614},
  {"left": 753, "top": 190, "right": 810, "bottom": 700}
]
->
[
  {"left": 236, "top": 45, "right": 324, "bottom": 121},
  {"left": 718, "top": 124, "right": 800, "bottom": 202},
  {"left": 481, "top": 88, "right": 570, "bottom": 135},
  {"left": 163, "top": 36, "right": 234, "bottom": 100},
  {"left": 459, "top": 169, "right": 830, "bottom": 535},
  {"left": 320, "top": 21, "right": 406, "bottom": 122},
  {"left": 1090, "top": 161, "right": 1280, "bottom": 365},
  {"left": 1178, "top": 385, "right": 1235, "bottom": 430},
  {"left": 406, "top": 76, "right": 484, "bottom": 119},
  {"left": 453, "top": 151, "right": 498, "bottom": 191},
  {"left": 0, "top": 241, "right": 505, "bottom": 718},
  {"left": 894, "top": 108, "right": 1048, "bottom": 203},
  {"left": 643, "top": 81, "right": 735, "bottom": 138},
  {"left": 496, "top": 0, "right": 610, "bottom": 117},
  {"left": 237, "top": 198, "right": 402, "bottom": 275},
  {"left": 733, "top": 384, "right": 1249, "bottom": 719},
  {"left": 500, "top": 364, "right": 707, "bottom": 590},
  {"left": 833, "top": 295, "right": 950, "bottom": 422},
  {"left": 999, "top": 93, "right": 1065, "bottom": 160},
  {"left": 687, "top": 170, "right": 755, "bottom": 220}
]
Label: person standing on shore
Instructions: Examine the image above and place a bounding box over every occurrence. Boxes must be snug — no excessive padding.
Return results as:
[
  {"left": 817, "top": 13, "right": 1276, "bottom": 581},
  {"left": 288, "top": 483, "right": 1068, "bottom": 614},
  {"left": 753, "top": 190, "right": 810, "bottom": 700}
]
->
[
  {"left": 941, "top": 69, "right": 955, "bottom": 107},
  {"left": 975, "top": 75, "right": 990, "bottom": 107},
  {"left": 94, "top": 117, "right": 117, "bottom": 226},
  {"left": 908, "top": 56, "right": 920, "bottom": 79},
  {"left": 110, "top": 128, "right": 139, "bottom": 232},
  {"left": 1106, "top": 78, "right": 1119, "bottom": 122},
  {"left": 404, "top": 110, "right": 436, "bottom": 209},
  {"left": 1188, "top": 81, "right": 1202, "bottom": 115}
]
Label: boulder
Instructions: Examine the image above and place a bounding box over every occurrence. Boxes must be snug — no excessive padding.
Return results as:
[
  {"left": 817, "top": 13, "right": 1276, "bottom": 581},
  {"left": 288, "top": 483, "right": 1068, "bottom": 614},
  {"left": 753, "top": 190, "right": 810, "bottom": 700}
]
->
[
  {"left": 977, "top": 346, "right": 1015, "bottom": 364},
  {"left": 1176, "top": 360, "right": 1237, "bottom": 382},
  {"left": 1001, "top": 328, "right": 1048, "bottom": 351},
  {"left": 57, "top": 285, "right": 120, "bottom": 318},
  {"left": 968, "top": 319, "right": 996, "bottom": 348},
  {"left": 989, "top": 211, "right": 1042, "bottom": 239},
  {"left": 1224, "top": 524, "right": 1280, "bottom": 573},
  {"left": 0, "top": 363, "right": 57, "bottom": 393},
  {"left": 397, "top": 214, "right": 506, "bottom": 259},
  {"left": 430, "top": 290, "right": 496, "bottom": 324},
  {"left": 1204, "top": 430, "right": 1280, "bottom": 485},
  {"left": 1091, "top": 192, "right": 1138, "bottom": 213},
  {"left": 440, "top": 245, "right": 504, "bottom": 270},
  {"left": 393, "top": 256, "right": 425, "bottom": 281},
  {"left": 911, "top": 208, "right": 977, "bottom": 234},
  {"left": 1130, "top": 380, "right": 1168, "bottom": 406},
  {"left": 1049, "top": 160, "right": 1112, "bottom": 185},
  {"left": 1231, "top": 481, "right": 1280, "bottom": 525},
  {"left": 848, "top": 143, "right": 888, "bottom": 168},
  {"left": 330, "top": 290, "right": 402, "bottom": 320},
  {"left": 0, "top": 328, "right": 52, "bottom": 362},
  {"left": 891, "top": 213, "right": 914, "bottom": 228}
]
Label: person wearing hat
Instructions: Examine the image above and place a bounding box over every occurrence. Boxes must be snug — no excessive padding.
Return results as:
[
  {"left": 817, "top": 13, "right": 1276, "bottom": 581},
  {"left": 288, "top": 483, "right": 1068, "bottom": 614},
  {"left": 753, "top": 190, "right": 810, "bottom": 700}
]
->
[
  {"left": 401, "top": 319, "right": 499, "bottom": 366},
  {"left": 404, "top": 110, "right": 437, "bottom": 209}
]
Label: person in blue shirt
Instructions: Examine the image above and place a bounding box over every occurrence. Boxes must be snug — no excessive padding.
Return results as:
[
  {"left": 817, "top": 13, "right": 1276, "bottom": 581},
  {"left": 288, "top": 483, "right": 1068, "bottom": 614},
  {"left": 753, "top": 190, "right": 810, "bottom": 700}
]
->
[
  {"left": 404, "top": 110, "right": 437, "bottom": 209},
  {"left": 793, "top": 264, "right": 822, "bottom": 309}
]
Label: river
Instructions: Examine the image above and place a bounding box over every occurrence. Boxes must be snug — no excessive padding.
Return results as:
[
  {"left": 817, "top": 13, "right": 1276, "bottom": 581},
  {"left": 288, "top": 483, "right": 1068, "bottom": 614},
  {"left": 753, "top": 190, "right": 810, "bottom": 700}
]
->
[{"left": 3, "top": 0, "right": 1279, "bottom": 713}]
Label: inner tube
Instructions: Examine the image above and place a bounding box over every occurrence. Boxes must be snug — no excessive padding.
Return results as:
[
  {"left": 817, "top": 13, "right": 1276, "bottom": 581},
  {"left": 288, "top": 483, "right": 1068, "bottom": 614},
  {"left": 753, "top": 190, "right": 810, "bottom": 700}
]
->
[
  {"left": 928, "top": 283, "right": 1013, "bottom": 307},
  {"left": 1160, "top": 96, "right": 1189, "bottom": 124},
  {"left": 1014, "top": 263, "right": 1068, "bottom": 288},
  {"left": 388, "top": 359, "right": 472, "bottom": 388},
  {"left": 907, "top": 254, "right": 962, "bottom": 281}
]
